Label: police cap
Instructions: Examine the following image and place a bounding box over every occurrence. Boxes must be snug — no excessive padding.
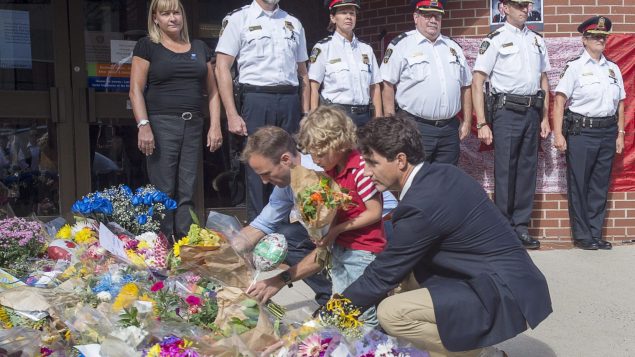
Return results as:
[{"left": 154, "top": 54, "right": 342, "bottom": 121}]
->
[
  {"left": 410, "top": 0, "right": 446, "bottom": 14},
  {"left": 324, "top": 0, "right": 360, "bottom": 12},
  {"left": 577, "top": 16, "right": 612, "bottom": 35}
]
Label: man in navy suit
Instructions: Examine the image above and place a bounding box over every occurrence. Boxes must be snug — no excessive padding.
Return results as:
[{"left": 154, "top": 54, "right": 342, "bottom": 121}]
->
[{"left": 341, "top": 116, "right": 552, "bottom": 356}]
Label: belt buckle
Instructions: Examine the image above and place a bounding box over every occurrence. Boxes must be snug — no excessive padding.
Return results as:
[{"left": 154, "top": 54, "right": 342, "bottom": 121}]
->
[{"left": 181, "top": 112, "right": 193, "bottom": 120}]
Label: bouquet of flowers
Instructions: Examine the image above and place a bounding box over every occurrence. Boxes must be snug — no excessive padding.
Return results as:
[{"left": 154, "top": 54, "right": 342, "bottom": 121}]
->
[
  {"left": 290, "top": 166, "right": 352, "bottom": 269},
  {"left": 142, "top": 335, "right": 199, "bottom": 357},
  {"left": 72, "top": 184, "right": 177, "bottom": 235},
  {"left": 317, "top": 295, "right": 364, "bottom": 340},
  {"left": 169, "top": 212, "right": 222, "bottom": 270},
  {"left": 122, "top": 231, "right": 169, "bottom": 271},
  {"left": 0, "top": 217, "right": 48, "bottom": 276}
]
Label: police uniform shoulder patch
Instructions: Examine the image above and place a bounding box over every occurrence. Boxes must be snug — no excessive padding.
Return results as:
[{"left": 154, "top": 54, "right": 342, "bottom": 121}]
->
[
  {"left": 530, "top": 29, "right": 544, "bottom": 38},
  {"left": 479, "top": 41, "right": 490, "bottom": 55},
  {"left": 219, "top": 18, "right": 229, "bottom": 36},
  {"left": 390, "top": 32, "right": 408, "bottom": 46},
  {"left": 383, "top": 48, "right": 393, "bottom": 64},
  {"left": 317, "top": 36, "right": 332, "bottom": 44},
  {"left": 486, "top": 30, "right": 501, "bottom": 40},
  {"left": 309, "top": 47, "right": 322, "bottom": 63},
  {"left": 608, "top": 68, "right": 616, "bottom": 78},
  {"left": 362, "top": 53, "right": 369, "bottom": 64}
]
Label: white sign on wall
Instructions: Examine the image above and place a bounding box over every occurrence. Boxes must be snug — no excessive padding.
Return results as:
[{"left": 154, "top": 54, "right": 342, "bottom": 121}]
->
[{"left": 0, "top": 9, "right": 32, "bottom": 69}]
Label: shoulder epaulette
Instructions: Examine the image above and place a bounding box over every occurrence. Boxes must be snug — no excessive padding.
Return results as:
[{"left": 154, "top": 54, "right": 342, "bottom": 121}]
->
[
  {"left": 566, "top": 55, "right": 581, "bottom": 63},
  {"left": 390, "top": 32, "right": 408, "bottom": 46},
  {"left": 446, "top": 36, "right": 463, "bottom": 49},
  {"left": 530, "top": 29, "right": 543, "bottom": 38},
  {"left": 487, "top": 30, "right": 501, "bottom": 40},
  {"left": 226, "top": 5, "right": 247, "bottom": 17},
  {"left": 317, "top": 36, "right": 332, "bottom": 44}
]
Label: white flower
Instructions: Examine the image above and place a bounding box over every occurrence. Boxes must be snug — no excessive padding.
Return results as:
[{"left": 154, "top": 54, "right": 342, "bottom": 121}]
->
[
  {"left": 97, "top": 291, "right": 112, "bottom": 302},
  {"left": 375, "top": 341, "right": 396, "bottom": 357},
  {"left": 71, "top": 221, "right": 93, "bottom": 236},
  {"left": 136, "top": 232, "right": 158, "bottom": 245}
]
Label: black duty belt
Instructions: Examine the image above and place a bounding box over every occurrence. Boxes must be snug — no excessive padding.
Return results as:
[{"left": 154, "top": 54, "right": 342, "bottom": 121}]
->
[
  {"left": 495, "top": 93, "right": 542, "bottom": 110},
  {"left": 405, "top": 111, "right": 456, "bottom": 127},
  {"left": 333, "top": 103, "right": 370, "bottom": 115},
  {"left": 242, "top": 84, "right": 298, "bottom": 95},
  {"left": 566, "top": 111, "right": 616, "bottom": 128}
]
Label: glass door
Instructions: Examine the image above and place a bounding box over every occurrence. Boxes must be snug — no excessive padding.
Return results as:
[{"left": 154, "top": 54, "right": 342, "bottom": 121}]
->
[{"left": 0, "top": 0, "right": 76, "bottom": 217}]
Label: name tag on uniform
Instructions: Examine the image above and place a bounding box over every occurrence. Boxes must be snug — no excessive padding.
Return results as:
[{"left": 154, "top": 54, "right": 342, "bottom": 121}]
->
[
  {"left": 581, "top": 72, "right": 593, "bottom": 76},
  {"left": 248, "top": 25, "right": 262, "bottom": 31},
  {"left": 502, "top": 42, "right": 514, "bottom": 48},
  {"left": 411, "top": 52, "right": 424, "bottom": 57},
  {"left": 329, "top": 58, "right": 342, "bottom": 64}
]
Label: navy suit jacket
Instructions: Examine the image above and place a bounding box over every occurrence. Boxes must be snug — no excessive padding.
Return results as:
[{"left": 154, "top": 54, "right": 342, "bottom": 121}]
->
[{"left": 343, "top": 163, "right": 552, "bottom": 351}]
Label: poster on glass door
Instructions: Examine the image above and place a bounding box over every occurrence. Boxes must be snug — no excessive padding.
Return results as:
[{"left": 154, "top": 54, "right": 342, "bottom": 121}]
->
[{"left": 0, "top": 9, "right": 32, "bottom": 69}]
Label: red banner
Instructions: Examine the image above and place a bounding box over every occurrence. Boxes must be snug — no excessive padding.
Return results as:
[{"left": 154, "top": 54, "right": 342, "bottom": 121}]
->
[{"left": 456, "top": 35, "right": 635, "bottom": 193}]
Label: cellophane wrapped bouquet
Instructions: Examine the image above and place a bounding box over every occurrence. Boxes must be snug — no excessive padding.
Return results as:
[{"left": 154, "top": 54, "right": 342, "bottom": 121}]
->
[{"left": 290, "top": 166, "right": 352, "bottom": 269}]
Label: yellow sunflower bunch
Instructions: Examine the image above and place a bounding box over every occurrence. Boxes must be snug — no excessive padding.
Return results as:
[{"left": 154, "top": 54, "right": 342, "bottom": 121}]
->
[{"left": 112, "top": 283, "right": 139, "bottom": 311}]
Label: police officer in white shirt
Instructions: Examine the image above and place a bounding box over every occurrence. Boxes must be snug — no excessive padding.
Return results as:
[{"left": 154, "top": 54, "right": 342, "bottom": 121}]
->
[
  {"left": 308, "top": 0, "right": 382, "bottom": 126},
  {"left": 553, "top": 16, "right": 626, "bottom": 251},
  {"left": 215, "top": 0, "right": 310, "bottom": 220},
  {"left": 381, "top": 0, "right": 472, "bottom": 166},
  {"left": 472, "top": 0, "right": 551, "bottom": 250}
]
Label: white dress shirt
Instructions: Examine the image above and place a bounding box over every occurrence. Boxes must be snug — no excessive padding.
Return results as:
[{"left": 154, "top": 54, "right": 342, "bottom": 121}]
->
[
  {"left": 555, "top": 49, "right": 626, "bottom": 117},
  {"left": 381, "top": 30, "right": 472, "bottom": 120},
  {"left": 215, "top": 1, "right": 308, "bottom": 86},
  {"left": 473, "top": 22, "right": 551, "bottom": 96},
  {"left": 308, "top": 31, "right": 381, "bottom": 106}
]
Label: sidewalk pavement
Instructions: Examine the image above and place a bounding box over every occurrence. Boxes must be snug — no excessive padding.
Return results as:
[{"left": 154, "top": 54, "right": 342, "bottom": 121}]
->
[{"left": 268, "top": 245, "right": 635, "bottom": 357}]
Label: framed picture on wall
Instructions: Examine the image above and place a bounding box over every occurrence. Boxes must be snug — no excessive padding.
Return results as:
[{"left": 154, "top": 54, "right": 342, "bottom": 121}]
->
[{"left": 490, "top": 0, "right": 544, "bottom": 31}]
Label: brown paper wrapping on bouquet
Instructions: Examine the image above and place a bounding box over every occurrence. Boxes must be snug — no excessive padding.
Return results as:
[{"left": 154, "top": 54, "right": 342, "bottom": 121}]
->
[
  {"left": 210, "top": 287, "right": 277, "bottom": 355},
  {"left": 178, "top": 243, "right": 251, "bottom": 289}
]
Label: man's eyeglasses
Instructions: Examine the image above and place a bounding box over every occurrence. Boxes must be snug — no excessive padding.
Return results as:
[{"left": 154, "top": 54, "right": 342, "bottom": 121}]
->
[
  {"left": 584, "top": 34, "right": 608, "bottom": 41},
  {"left": 417, "top": 12, "right": 442, "bottom": 21}
]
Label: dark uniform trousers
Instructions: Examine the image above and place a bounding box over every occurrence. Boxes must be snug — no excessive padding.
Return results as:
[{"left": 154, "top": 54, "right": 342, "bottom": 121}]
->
[
  {"left": 147, "top": 113, "right": 204, "bottom": 240},
  {"left": 492, "top": 107, "right": 540, "bottom": 236},
  {"left": 242, "top": 92, "right": 301, "bottom": 221},
  {"left": 277, "top": 221, "right": 331, "bottom": 305},
  {"left": 566, "top": 123, "right": 616, "bottom": 242},
  {"left": 415, "top": 117, "right": 461, "bottom": 165}
]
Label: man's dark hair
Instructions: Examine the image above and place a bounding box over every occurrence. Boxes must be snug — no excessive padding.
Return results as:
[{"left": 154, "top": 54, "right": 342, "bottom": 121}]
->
[
  {"left": 241, "top": 126, "right": 298, "bottom": 163},
  {"left": 357, "top": 114, "right": 425, "bottom": 165}
]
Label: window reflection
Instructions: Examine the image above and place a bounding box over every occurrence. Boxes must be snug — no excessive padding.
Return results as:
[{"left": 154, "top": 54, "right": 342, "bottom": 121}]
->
[{"left": 0, "top": 122, "right": 59, "bottom": 217}]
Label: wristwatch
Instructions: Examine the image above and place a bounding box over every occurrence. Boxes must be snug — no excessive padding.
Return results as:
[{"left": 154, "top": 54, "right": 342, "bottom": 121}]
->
[
  {"left": 279, "top": 271, "right": 293, "bottom": 288},
  {"left": 137, "top": 119, "right": 150, "bottom": 128},
  {"left": 476, "top": 122, "right": 488, "bottom": 129}
]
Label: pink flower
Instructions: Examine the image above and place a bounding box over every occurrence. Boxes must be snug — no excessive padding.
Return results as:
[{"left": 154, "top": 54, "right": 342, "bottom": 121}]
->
[
  {"left": 150, "top": 281, "right": 164, "bottom": 292},
  {"left": 185, "top": 295, "right": 202, "bottom": 306},
  {"left": 298, "top": 334, "right": 332, "bottom": 357}
]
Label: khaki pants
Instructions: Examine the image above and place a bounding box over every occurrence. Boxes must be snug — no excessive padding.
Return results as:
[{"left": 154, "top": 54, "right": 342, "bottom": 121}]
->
[{"left": 377, "top": 288, "right": 483, "bottom": 357}]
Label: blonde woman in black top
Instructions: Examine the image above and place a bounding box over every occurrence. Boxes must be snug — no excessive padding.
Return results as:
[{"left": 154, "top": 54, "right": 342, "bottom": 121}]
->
[{"left": 129, "top": 0, "right": 221, "bottom": 240}]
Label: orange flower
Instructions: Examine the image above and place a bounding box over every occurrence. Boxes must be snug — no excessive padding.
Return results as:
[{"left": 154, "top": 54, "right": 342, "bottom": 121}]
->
[{"left": 310, "top": 192, "right": 324, "bottom": 204}]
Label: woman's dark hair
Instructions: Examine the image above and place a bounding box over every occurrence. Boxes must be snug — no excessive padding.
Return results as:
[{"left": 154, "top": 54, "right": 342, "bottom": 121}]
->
[{"left": 357, "top": 114, "right": 426, "bottom": 165}]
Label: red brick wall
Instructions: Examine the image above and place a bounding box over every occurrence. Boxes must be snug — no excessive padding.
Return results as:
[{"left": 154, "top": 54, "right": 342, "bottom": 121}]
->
[{"left": 356, "top": 0, "right": 635, "bottom": 244}]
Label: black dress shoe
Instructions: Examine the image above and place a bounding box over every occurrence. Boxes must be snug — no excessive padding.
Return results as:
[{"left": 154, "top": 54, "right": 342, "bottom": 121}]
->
[
  {"left": 593, "top": 238, "right": 612, "bottom": 250},
  {"left": 574, "top": 240, "right": 599, "bottom": 250},
  {"left": 518, "top": 233, "right": 540, "bottom": 249}
]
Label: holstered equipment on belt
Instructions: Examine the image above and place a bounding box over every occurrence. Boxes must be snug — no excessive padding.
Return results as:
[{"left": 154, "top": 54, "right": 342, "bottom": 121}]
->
[
  {"left": 494, "top": 90, "right": 545, "bottom": 113},
  {"left": 233, "top": 77, "right": 243, "bottom": 113},
  {"left": 563, "top": 110, "right": 617, "bottom": 136}
]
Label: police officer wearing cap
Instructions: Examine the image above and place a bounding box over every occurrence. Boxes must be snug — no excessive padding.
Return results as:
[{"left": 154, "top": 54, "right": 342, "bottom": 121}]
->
[
  {"left": 308, "top": 0, "right": 382, "bottom": 126},
  {"left": 215, "top": 0, "right": 310, "bottom": 220},
  {"left": 553, "top": 16, "right": 626, "bottom": 251},
  {"left": 472, "top": 0, "right": 551, "bottom": 249},
  {"left": 381, "top": 0, "right": 473, "bottom": 165}
]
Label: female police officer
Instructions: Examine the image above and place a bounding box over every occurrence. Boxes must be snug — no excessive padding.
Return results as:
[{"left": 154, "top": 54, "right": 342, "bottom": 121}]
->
[
  {"left": 307, "top": 0, "right": 383, "bottom": 126},
  {"left": 553, "top": 16, "right": 626, "bottom": 250}
]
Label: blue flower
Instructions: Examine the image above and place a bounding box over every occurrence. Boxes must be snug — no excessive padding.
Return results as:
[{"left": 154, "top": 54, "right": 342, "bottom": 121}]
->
[
  {"left": 137, "top": 215, "right": 148, "bottom": 225},
  {"left": 121, "top": 185, "right": 133, "bottom": 196},
  {"left": 142, "top": 194, "right": 153, "bottom": 205},
  {"left": 131, "top": 195, "right": 141, "bottom": 206},
  {"left": 148, "top": 206, "right": 154, "bottom": 216},
  {"left": 164, "top": 198, "right": 177, "bottom": 210}
]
